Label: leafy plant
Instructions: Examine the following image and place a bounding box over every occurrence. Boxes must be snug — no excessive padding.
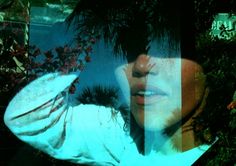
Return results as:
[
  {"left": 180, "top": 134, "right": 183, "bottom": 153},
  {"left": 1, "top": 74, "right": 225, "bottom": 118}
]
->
[
  {"left": 193, "top": 29, "right": 236, "bottom": 165},
  {"left": 0, "top": 17, "right": 97, "bottom": 107}
]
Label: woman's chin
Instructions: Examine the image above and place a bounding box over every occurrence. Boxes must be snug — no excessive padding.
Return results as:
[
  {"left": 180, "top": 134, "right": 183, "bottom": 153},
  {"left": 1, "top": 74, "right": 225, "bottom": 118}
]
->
[
  {"left": 134, "top": 116, "right": 167, "bottom": 132},
  {"left": 132, "top": 107, "right": 182, "bottom": 132}
]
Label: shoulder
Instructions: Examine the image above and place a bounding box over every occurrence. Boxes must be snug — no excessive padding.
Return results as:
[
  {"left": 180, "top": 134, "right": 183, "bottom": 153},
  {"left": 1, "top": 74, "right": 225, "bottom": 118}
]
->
[
  {"left": 70, "top": 104, "right": 125, "bottom": 129},
  {"left": 64, "top": 104, "right": 130, "bottom": 163}
]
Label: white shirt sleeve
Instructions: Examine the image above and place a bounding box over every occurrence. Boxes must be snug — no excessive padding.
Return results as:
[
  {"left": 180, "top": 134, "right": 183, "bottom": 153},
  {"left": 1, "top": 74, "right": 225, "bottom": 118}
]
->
[
  {"left": 4, "top": 73, "right": 77, "bottom": 155},
  {"left": 4, "top": 73, "right": 128, "bottom": 166}
]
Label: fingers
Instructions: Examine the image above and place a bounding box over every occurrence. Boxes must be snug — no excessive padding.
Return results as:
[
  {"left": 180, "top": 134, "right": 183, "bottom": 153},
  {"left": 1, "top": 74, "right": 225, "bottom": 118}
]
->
[
  {"left": 227, "top": 103, "right": 232, "bottom": 110},
  {"left": 227, "top": 101, "right": 236, "bottom": 110}
]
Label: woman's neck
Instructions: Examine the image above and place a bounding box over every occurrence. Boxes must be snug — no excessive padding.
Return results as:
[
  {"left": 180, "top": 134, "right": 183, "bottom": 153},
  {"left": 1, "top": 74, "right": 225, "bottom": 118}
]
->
[
  {"left": 144, "top": 118, "right": 201, "bottom": 155},
  {"left": 167, "top": 88, "right": 209, "bottom": 153},
  {"left": 129, "top": 110, "right": 204, "bottom": 155},
  {"left": 170, "top": 121, "right": 200, "bottom": 152},
  {"left": 167, "top": 107, "right": 208, "bottom": 153}
]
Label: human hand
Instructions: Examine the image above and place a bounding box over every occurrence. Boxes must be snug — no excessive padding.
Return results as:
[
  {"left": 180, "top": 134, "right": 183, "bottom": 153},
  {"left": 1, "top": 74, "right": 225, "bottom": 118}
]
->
[{"left": 227, "top": 100, "right": 236, "bottom": 110}]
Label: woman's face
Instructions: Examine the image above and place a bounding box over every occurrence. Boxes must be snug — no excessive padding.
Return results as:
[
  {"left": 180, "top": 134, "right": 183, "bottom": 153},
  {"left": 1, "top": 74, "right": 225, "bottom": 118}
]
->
[{"left": 115, "top": 54, "right": 206, "bottom": 131}]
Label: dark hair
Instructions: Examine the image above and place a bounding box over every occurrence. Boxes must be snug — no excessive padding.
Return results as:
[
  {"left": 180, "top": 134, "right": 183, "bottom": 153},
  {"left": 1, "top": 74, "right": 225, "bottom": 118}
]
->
[{"left": 66, "top": 0, "right": 182, "bottom": 62}]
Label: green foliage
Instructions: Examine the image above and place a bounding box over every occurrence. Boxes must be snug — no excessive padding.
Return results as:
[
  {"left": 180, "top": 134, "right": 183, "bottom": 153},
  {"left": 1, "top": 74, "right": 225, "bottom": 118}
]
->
[
  {"left": 194, "top": 31, "right": 236, "bottom": 165},
  {"left": 0, "top": 8, "right": 96, "bottom": 106}
]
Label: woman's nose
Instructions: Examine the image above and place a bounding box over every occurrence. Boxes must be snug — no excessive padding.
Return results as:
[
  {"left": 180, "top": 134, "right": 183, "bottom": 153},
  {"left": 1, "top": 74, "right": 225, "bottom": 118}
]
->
[{"left": 132, "top": 54, "right": 157, "bottom": 77}]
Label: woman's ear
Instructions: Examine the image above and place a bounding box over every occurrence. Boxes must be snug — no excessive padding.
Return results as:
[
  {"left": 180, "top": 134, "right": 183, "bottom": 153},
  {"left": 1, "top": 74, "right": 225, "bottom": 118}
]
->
[{"left": 193, "top": 87, "right": 210, "bottom": 117}]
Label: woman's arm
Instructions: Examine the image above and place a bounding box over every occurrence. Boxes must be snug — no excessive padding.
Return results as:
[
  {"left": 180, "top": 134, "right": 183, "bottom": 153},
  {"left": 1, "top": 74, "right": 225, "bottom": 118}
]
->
[
  {"left": 4, "top": 73, "right": 78, "bottom": 156},
  {"left": 3, "top": 73, "right": 128, "bottom": 165}
]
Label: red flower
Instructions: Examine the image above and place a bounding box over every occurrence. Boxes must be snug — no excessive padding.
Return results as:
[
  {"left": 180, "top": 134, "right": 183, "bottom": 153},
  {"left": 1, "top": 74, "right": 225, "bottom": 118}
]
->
[
  {"left": 74, "top": 77, "right": 80, "bottom": 84},
  {"left": 60, "top": 67, "right": 68, "bottom": 74},
  {"left": 32, "top": 48, "right": 41, "bottom": 57},
  {"left": 85, "top": 55, "right": 91, "bottom": 62},
  {"left": 78, "top": 65, "right": 84, "bottom": 71},
  {"left": 69, "top": 84, "right": 76, "bottom": 94},
  {"left": 55, "top": 47, "right": 64, "bottom": 54},
  {"left": 64, "top": 45, "right": 71, "bottom": 53},
  {"left": 44, "top": 51, "right": 53, "bottom": 59},
  {"left": 90, "top": 38, "right": 96, "bottom": 44},
  {"left": 45, "top": 57, "right": 52, "bottom": 63},
  {"left": 64, "top": 62, "right": 69, "bottom": 67},
  {"left": 86, "top": 46, "right": 92, "bottom": 53},
  {"left": 35, "top": 62, "right": 42, "bottom": 68},
  {"left": 70, "top": 57, "right": 78, "bottom": 67}
]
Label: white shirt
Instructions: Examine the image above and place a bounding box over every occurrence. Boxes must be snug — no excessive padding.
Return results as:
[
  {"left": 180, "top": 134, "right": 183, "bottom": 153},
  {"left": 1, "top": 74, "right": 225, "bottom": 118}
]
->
[{"left": 4, "top": 73, "right": 211, "bottom": 166}]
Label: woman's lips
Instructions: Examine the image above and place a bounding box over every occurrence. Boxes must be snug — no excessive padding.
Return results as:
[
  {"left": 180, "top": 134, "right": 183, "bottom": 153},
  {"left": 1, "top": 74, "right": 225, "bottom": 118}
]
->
[
  {"left": 134, "top": 94, "right": 167, "bottom": 105},
  {"left": 131, "top": 84, "right": 168, "bottom": 105}
]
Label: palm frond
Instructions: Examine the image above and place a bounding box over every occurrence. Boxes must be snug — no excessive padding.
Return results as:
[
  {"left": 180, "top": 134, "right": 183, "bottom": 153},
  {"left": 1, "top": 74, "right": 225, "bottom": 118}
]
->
[{"left": 77, "top": 85, "right": 118, "bottom": 107}]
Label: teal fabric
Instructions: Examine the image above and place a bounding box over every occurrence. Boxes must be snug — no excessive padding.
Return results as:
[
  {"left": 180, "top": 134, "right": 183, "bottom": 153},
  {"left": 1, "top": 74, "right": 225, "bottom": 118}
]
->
[{"left": 4, "top": 73, "right": 211, "bottom": 166}]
